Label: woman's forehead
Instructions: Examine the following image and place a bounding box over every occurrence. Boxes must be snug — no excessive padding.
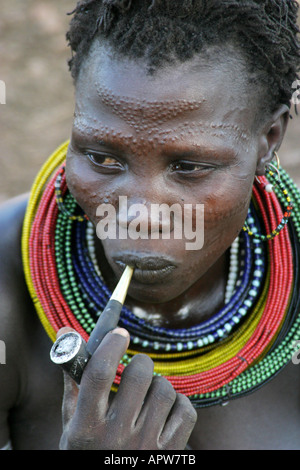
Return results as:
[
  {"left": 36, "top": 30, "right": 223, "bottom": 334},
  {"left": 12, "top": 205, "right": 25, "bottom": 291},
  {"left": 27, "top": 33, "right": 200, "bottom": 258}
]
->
[{"left": 74, "top": 42, "right": 256, "bottom": 138}]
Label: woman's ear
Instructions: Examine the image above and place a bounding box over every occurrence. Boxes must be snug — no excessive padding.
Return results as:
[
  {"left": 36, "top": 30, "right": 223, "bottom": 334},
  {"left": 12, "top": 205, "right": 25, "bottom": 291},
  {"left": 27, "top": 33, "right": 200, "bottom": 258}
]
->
[{"left": 256, "top": 104, "right": 290, "bottom": 176}]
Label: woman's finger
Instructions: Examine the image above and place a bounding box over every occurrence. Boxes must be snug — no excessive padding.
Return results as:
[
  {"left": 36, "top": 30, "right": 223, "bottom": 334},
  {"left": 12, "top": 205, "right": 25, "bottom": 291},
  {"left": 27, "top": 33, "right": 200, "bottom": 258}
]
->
[
  {"left": 75, "top": 328, "right": 130, "bottom": 422},
  {"left": 61, "top": 371, "right": 80, "bottom": 429},
  {"left": 107, "top": 353, "right": 154, "bottom": 425}
]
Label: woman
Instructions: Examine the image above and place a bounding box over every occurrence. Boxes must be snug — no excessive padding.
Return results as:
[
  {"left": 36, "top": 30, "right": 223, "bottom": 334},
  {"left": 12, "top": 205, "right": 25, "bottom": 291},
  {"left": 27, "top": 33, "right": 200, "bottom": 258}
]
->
[{"left": 1, "top": 0, "right": 300, "bottom": 450}]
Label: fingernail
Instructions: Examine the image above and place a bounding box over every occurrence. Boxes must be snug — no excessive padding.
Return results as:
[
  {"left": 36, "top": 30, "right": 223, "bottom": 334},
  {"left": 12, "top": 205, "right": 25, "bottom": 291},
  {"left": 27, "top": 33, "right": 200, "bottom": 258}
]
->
[{"left": 111, "top": 327, "right": 129, "bottom": 338}]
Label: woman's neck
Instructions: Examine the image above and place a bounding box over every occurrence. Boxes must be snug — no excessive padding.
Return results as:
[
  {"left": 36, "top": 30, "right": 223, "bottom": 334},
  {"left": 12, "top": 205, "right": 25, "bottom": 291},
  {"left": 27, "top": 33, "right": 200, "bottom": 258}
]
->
[{"left": 126, "top": 252, "right": 229, "bottom": 329}]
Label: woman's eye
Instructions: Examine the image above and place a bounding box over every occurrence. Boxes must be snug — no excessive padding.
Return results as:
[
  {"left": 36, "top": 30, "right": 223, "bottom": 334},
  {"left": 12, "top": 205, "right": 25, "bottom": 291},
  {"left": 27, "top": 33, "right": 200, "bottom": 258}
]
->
[
  {"left": 170, "top": 161, "right": 212, "bottom": 173},
  {"left": 86, "top": 152, "right": 123, "bottom": 169}
]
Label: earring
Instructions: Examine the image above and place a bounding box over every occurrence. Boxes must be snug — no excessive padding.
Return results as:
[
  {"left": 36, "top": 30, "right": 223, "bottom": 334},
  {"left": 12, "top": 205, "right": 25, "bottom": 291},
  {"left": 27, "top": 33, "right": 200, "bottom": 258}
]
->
[
  {"left": 55, "top": 166, "right": 89, "bottom": 222},
  {"left": 263, "top": 151, "right": 281, "bottom": 193},
  {"left": 255, "top": 152, "right": 281, "bottom": 193},
  {"left": 243, "top": 152, "right": 293, "bottom": 241}
]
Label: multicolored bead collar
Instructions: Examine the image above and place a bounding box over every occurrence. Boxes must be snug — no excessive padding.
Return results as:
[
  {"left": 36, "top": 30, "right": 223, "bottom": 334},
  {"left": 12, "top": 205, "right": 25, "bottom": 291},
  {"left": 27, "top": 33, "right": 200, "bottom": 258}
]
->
[{"left": 22, "top": 141, "right": 300, "bottom": 407}]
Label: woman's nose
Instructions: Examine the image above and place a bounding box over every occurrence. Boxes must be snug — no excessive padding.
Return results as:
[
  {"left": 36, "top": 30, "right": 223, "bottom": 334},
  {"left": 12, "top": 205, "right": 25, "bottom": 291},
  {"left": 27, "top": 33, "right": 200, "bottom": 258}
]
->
[{"left": 116, "top": 196, "right": 178, "bottom": 238}]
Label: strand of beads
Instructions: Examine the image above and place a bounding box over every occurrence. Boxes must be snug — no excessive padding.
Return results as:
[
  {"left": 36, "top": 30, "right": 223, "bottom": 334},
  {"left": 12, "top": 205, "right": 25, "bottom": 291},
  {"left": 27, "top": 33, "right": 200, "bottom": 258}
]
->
[
  {"left": 54, "top": 166, "right": 88, "bottom": 222},
  {"left": 86, "top": 221, "right": 104, "bottom": 280},
  {"left": 224, "top": 236, "right": 240, "bottom": 304},
  {"left": 279, "top": 168, "right": 300, "bottom": 239},
  {"left": 23, "top": 143, "right": 69, "bottom": 341},
  {"left": 29, "top": 166, "right": 89, "bottom": 341},
  {"left": 243, "top": 168, "right": 293, "bottom": 241},
  {"left": 55, "top": 195, "right": 98, "bottom": 335}
]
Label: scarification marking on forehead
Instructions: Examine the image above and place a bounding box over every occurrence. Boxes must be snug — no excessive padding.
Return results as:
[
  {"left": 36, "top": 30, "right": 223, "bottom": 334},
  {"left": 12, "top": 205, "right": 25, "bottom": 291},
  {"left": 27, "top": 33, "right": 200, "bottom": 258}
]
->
[
  {"left": 93, "top": 85, "right": 250, "bottom": 142},
  {"left": 174, "top": 121, "right": 250, "bottom": 143},
  {"left": 96, "top": 85, "right": 206, "bottom": 131},
  {"left": 74, "top": 110, "right": 250, "bottom": 146}
]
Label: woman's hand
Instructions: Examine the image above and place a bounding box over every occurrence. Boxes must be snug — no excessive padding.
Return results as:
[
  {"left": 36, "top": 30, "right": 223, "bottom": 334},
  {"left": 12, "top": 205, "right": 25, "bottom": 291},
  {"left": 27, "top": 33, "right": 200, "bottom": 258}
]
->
[{"left": 59, "top": 327, "right": 197, "bottom": 450}]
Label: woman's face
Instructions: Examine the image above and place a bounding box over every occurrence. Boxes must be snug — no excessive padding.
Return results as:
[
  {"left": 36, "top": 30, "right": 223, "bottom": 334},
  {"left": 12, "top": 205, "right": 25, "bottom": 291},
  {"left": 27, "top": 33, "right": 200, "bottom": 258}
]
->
[{"left": 66, "top": 42, "right": 261, "bottom": 304}]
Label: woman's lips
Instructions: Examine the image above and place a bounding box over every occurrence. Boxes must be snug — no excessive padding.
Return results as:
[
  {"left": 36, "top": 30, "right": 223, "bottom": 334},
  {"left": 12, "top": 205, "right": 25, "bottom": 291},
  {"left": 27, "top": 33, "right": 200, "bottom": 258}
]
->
[{"left": 112, "top": 254, "right": 177, "bottom": 284}]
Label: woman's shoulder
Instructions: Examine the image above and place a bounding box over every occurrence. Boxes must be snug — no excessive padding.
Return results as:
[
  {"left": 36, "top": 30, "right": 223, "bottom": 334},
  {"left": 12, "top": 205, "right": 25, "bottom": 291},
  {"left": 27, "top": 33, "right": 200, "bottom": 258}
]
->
[
  {"left": 0, "top": 193, "right": 31, "bottom": 344},
  {"left": 0, "top": 194, "right": 49, "bottom": 443}
]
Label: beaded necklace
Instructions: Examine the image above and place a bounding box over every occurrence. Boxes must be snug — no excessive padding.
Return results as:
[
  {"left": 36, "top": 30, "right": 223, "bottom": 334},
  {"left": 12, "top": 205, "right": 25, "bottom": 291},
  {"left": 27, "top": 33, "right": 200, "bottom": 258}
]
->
[{"left": 22, "top": 142, "right": 300, "bottom": 407}]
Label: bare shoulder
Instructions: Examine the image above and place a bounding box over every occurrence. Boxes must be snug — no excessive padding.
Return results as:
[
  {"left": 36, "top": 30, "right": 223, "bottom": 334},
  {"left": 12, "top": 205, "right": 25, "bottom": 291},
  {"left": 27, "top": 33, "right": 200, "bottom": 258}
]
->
[
  {"left": 0, "top": 193, "right": 30, "bottom": 342},
  {"left": 0, "top": 195, "right": 64, "bottom": 449},
  {"left": 0, "top": 194, "right": 32, "bottom": 444}
]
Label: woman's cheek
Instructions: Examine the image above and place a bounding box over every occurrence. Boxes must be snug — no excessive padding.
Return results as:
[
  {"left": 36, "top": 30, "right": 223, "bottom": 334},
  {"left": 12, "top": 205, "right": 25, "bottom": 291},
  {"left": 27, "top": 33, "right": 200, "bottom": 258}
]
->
[
  {"left": 65, "top": 155, "right": 123, "bottom": 228},
  {"left": 66, "top": 154, "right": 100, "bottom": 219},
  {"left": 201, "top": 177, "right": 253, "bottom": 248}
]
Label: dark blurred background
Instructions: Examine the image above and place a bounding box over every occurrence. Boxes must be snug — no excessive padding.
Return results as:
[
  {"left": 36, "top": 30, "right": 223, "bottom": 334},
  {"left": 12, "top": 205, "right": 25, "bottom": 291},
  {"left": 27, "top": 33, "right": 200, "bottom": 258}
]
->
[{"left": 0, "top": 0, "right": 299, "bottom": 204}]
